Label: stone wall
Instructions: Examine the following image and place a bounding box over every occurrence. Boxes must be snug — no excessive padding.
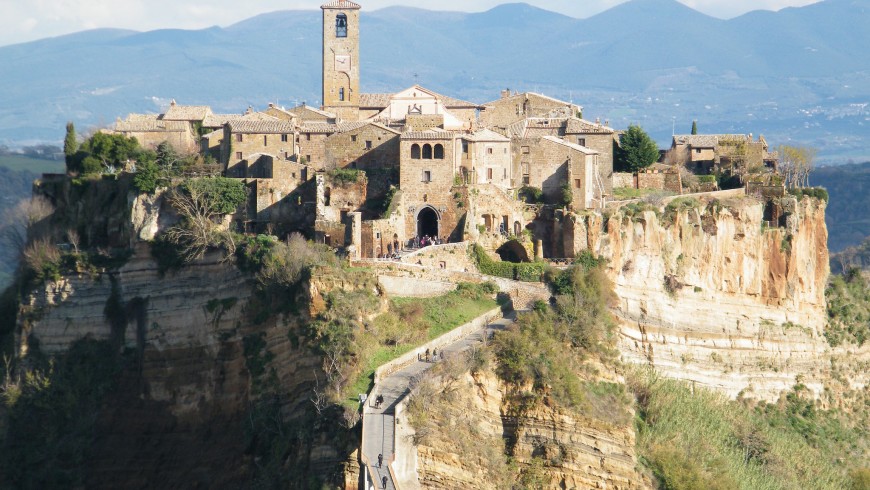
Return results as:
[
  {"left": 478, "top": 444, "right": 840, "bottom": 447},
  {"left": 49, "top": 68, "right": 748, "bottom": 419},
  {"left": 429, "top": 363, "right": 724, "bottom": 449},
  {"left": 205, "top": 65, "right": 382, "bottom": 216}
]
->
[
  {"left": 613, "top": 172, "right": 634, "bottom": 189},
  {"left": 316, "top": 172, "right": 367, "bottom": 223},
  {"left": 399, "top": 136, "right": 465, "bottom": 241},
  {"left": 324, "top": 123, "right": 400, "bottom": 174}
]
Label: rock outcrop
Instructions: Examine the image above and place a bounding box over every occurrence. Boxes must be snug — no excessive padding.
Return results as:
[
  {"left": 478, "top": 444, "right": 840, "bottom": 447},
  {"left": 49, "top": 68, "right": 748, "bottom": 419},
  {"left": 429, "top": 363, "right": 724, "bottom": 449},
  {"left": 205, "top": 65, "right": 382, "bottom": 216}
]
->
[
  {"left": 15, "top": 243, "right": 360, "bottom": 488},
  {"left": 571, "top": 194, "right": 835, "bottom": 400}
]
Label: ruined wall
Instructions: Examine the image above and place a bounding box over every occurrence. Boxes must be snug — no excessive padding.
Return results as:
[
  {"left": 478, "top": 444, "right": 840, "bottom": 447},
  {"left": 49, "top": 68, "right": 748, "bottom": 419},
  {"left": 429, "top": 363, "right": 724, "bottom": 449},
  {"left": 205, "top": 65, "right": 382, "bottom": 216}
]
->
[{"left": 324, "top": 124, "right": 400, "bottom": 173}]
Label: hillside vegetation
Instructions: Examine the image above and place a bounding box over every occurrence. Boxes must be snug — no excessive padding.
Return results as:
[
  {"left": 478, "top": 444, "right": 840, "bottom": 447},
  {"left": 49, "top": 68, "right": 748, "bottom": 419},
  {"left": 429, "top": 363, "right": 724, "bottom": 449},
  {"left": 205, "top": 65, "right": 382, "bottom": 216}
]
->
[{"left": 812, "top": 161, "right": 870, "bottom": 252}]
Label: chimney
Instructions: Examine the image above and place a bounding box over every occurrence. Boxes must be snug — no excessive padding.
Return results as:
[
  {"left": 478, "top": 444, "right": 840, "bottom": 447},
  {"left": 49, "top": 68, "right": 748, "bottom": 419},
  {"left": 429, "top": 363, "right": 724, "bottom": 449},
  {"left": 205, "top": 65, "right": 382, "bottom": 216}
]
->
[
  {"left": 501, "top": 88, "right": 511, "bottom": 99},
  {"left": 595, "top": 117, "right": 600, "bottom": 124}
]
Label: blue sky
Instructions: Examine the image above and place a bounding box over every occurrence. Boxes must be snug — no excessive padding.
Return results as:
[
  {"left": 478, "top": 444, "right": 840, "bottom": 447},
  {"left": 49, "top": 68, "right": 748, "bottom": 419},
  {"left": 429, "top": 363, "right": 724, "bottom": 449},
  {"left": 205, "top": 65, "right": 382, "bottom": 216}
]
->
[{"left": 0, "top": 0, "right": 821, "bottom": 47}]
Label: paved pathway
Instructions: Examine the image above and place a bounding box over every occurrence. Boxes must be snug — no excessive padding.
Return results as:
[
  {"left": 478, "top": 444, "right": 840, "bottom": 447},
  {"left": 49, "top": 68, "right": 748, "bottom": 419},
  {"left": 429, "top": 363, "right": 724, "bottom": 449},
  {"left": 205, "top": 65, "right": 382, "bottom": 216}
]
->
[{"left": 361, "top": 312, "right": 515, "bottom": 490}]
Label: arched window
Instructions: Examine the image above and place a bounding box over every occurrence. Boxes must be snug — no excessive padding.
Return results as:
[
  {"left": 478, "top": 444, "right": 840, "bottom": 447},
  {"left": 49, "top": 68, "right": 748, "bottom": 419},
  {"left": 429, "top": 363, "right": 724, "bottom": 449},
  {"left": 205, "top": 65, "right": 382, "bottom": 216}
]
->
[
  {"left": 422, "top": 144, "right": 433, "bottom": 159},
  {"left": 434, "top": 144, "right": 444, "bottom": 159},
  {"left": 336, "top": 14, "right": 348, "bottom": 38},
  {"left": 411, "top": 144, "right": 421, "bottom": 159},
  {"left": 324, "top": 187, "right": 332, "bottom": 207}
]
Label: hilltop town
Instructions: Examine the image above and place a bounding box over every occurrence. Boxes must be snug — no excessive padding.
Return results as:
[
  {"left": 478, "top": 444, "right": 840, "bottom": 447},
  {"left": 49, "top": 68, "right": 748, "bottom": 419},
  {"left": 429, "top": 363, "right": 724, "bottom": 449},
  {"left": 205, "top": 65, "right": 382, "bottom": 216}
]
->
[
  {"left": 5, "top": 2, "right": 867, "bottom": 490},
  {"left": 104, "top": 0, "right": 783, "bottom": 263}
]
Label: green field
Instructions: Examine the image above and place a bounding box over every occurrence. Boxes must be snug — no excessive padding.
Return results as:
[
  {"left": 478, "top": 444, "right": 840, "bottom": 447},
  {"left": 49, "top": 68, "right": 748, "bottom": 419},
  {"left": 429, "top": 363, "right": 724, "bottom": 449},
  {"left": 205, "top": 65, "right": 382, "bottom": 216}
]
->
[{"left": 0, "top": 155, "right": 65, "bottom": 174}]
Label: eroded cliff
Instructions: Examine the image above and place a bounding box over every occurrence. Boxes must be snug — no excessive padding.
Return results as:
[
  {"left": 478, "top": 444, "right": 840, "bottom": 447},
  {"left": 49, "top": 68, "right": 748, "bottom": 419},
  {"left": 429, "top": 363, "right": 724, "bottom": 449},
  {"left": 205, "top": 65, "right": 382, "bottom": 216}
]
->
[{"left": 13, "top": 242, "right": 363, "bottom": 488}]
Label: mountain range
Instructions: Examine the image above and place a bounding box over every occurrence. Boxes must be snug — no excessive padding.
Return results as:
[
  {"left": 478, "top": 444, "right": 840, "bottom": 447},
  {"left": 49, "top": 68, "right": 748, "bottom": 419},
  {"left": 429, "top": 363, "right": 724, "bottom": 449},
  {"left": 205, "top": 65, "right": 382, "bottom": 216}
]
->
[{"left": 0, "top": 0, "right": 868, "bottom": 162}]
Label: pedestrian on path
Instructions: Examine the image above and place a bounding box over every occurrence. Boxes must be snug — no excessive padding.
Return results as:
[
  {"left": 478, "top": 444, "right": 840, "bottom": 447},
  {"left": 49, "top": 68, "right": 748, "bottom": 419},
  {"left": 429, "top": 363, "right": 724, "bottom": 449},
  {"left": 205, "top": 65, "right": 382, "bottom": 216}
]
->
[
  {"left": 377, "top": 453, "right": 383, "bottom": 468},
  {"left": 382, "top": 475, "right": 388, "bottom": 489},
  {"left": 432, "top": 348, "right": 437, "bottom": 361}
]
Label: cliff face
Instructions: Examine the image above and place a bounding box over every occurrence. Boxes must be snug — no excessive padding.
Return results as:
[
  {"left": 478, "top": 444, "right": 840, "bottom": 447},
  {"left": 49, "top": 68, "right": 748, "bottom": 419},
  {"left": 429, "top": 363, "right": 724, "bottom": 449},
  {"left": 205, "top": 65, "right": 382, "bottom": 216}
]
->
[
  {"left": 15, "top": 243, "right": 360, "bottom": 488},
  {"left": 572, "top": 195, "right": 834, "bottom": 400},
  {"left": 410, "top": 369, "right": 649, "bottom": 489}
]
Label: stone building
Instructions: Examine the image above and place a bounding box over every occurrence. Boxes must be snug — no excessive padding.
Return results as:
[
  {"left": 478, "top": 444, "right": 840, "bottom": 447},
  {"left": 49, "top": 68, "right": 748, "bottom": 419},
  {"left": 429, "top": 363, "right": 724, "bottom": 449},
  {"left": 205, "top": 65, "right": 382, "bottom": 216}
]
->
[
  {"left": 399, "top": 129, "right": 463, "bottom": 241},
  {"left": 221, "top": 120, "right": 298, "bottom": 177},
  {"left": 505, "top": 116, "right": 616, "bottom": 195},
  {"left": 480, "top": 91, "right": 582, "bottom": 131},
  {"left": 670, "top": 134, "right": 778, "bottom": 175},
  {"left": 514, "top": 135, "right": 601, "bottom": 209},
  {"left": 113, "top": 115, "right": 196, "bottom": 154},
  {"left": 459, "top": 129, "right": 512, "bottom": 189}
]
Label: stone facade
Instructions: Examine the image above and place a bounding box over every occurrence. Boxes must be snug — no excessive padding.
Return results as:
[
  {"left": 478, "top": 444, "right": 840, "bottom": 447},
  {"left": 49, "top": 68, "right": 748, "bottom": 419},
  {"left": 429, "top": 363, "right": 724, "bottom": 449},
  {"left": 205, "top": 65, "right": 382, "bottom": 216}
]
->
[
  {"left": 459, "top": 129, "right": 512, "bottom": 189},
  {"left": 670, "top": 134, "right": 777, "bottom": 175},
  {"left": 113, "top": 115, "right": 198, "bottom": 154},
  {"left": 513, "top": 135, "right": 600, "bottom": 209},
  {"left": 323, "top": 122, "right": 400, "bottom": 174},
  {"left": 221, "top": 120, "right": 297, "bottom": 175},
  {"left": 399, "top": 130, "right": 464, "bottom": 242},
  {"left": 480, "top": 91, "right": 582, "bottom": 130}
]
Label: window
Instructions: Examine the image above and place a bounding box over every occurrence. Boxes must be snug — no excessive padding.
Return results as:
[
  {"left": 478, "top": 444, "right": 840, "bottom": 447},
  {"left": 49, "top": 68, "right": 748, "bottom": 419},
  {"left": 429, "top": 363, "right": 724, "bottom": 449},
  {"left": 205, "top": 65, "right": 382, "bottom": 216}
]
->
[
  {"left": 306, "top": 133, "right": 311, "bottom": 141},
  {"left": 263, "top": 135, "right": 268, "bottom": 146},
  {"left": 351, "top": 135, "right": 357, "bottom": 142},
  {"left": 339, "top": 87, "right": 345, "bottom": 101},
  {"left": 503, "top": 168, "right": 507, "bottom": 179},
  {"left": 336, "top": 14, "right": 348, "bottom": 38},
  {"left": 235, "top": 134, "right": 242, "bottom": 142},
  {"left": 422, "top": 170, "right": 431, "bottom": 182},
  {"left": 411, "top": 144, "right": 421, "bottom": 159},
  {"left": 575, "top": 179, "right": 582, "bottom": 188},
  {"left": 523, "top": 175, "right": 530, "bottom": 185},
  {"left": 365, "top": 140, "right": 372, "bottom": 150},
  {"left": 521, "top": 146, "right": 530, "bottom": 154},
  {"left": 325, "top": 187, "right": 332, "bottom": 206},
  {"left": 422, "top": 144, "right": 433, "bottom": 159},
  {"left": 306, "top": 154, "right": 311, "bottom": 162},
  {"left": 487, "top": 168, "right": 493, "bottom": 180},
  {"left": 695, "top": 148, "right": 702, "bottom": 154},
  {"left": 236, "top": 152, "right": 243, "bottom": 160},
  {"left": 434, "top": 144, "right": 444, "bottom": 159},
  {"left": 487, "top": 147, "right": 493, "bottom": 155},
  {"left": 281, "top": 134, "right": 288, "bottom": 142},
  {"left": 462, "top": 141, "right": 468, "bottom": 153},
  {"left": 578, "top": 138, "right": 586, "bottom": 146}
]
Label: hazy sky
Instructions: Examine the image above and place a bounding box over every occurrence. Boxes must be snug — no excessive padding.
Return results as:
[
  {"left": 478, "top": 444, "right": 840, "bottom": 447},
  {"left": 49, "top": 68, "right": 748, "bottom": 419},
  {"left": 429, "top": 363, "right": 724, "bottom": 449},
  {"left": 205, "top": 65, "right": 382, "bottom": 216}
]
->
[{"left": 0, "top": 0, "right": 821, "bottom": 47}]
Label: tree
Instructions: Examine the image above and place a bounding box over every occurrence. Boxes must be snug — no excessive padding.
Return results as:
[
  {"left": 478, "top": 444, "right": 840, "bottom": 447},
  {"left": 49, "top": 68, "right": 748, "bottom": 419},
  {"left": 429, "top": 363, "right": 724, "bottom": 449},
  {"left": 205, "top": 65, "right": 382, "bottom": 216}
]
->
[
  {"left": 63, "top": 122, "right": 78, "bottom": 173},
  {"left": 156, "top": 141, "right": 180, "bottom": 170},
  {"left": 778, "top": 145, "right": 816, "bottom": 188},
  {"left": 691, "top": 120, "right": 698, "bottom": 135},
  {"left": 617, "top": 124, "right": 660, "bottom": 172},
  {"left": 132, "top": 151, "right": 161, "bottom": 194},
  {"left": 0, "top": 196, "right": 55, "bottom": 256},
  {"left": 163, "top": 177, "right": 247, "bottom": 262}
]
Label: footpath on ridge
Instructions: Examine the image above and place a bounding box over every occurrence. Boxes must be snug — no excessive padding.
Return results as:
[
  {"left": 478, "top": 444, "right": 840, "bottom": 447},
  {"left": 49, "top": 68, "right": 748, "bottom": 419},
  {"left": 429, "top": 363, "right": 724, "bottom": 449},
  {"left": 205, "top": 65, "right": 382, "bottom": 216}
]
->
[{"left": 360, "top": 308, "right": 516, "bottom": 490}]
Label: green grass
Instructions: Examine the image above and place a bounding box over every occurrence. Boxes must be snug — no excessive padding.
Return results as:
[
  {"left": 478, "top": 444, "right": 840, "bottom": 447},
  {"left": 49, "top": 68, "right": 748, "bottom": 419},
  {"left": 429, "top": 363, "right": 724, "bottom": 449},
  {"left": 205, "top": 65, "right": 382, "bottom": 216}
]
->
[
  {"left": 631, "top": 371, "right": 859, "bottom": 490},
  {"left": 612, "top": 187, "right": 675, "bottom": 200},
  {"left": 0, "top": 155, "right": 64, "bottom": 174},
  {"left": 345, "top": 287, "right": 498, "bottom": 406}
]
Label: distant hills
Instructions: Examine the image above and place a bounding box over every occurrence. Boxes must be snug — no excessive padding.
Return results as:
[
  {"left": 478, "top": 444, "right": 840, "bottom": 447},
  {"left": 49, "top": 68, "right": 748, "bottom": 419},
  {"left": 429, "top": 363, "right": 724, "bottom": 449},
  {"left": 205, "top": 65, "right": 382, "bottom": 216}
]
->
[{"left": 0, "top": 0, "right": 868, "bottom": 162}]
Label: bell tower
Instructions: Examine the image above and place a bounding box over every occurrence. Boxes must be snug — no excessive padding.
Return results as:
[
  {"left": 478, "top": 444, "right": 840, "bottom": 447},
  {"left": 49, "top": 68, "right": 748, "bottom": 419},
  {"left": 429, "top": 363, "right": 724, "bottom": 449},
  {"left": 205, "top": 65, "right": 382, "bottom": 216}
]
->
[{"left": 321, "top": 0, "right": 361, "bottom": 121}]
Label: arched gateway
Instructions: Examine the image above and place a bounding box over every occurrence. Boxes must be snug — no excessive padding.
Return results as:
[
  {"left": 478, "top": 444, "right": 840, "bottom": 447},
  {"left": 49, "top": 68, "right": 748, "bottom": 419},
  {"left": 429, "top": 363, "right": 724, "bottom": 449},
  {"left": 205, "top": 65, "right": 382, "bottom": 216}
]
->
[{"left": 416, "top": 206, "right": 439, "bottom": 239}]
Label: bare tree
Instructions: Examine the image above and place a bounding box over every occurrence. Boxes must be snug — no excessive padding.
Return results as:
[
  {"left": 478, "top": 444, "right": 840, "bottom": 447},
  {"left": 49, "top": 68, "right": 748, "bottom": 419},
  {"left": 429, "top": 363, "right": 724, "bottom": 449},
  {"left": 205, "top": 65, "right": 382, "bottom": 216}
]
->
[
  {"left": 66, "top": 229, "right": 81, "bottom": 254},
  {"left": 778, "top": 145, "right": 816, "bottom": 188},
  {"left": 163, "top": 185, "right": 235, "bottom": 262},
  {"left": 0, "top": 196, "right": 55, "bottom": 256}
]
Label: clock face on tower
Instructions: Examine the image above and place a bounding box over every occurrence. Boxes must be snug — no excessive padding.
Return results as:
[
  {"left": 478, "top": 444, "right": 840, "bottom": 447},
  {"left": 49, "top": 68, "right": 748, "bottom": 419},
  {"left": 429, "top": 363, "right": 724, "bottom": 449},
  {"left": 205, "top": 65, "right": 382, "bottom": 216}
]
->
[{"left": 335, "top": 55, "right": 351, "bottom": 73}]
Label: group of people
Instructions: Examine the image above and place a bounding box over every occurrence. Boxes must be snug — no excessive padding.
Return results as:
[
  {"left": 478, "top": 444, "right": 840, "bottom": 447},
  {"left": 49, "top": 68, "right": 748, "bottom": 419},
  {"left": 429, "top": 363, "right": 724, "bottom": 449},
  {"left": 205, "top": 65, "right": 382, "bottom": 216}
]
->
[
  {"left": 413, "top": 235, "right": 446, "bottom": 248},
  {"left": 418, "top": 348, "right": 444, "bottom": 363}
]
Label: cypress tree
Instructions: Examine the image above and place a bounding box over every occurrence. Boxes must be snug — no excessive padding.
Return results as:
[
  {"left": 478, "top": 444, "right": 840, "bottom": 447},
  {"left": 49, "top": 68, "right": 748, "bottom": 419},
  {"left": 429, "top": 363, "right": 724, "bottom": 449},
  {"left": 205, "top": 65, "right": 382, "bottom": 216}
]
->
[
  {"left": 64, "top": 122, "right": 78, "bottom": 172},
  {"left": 691, "top": 120, "right": 698, "bottom": 135}
]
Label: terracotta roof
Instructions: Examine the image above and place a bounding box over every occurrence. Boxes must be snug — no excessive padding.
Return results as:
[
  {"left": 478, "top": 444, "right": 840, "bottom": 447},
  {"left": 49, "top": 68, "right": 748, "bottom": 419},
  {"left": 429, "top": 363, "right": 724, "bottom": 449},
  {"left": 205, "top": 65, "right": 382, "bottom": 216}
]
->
[
  {"left": 115, "top": 115, "right": 189, "bottom": 132},
  {"left": 359, "top": 93, "right": 392, "bottom": 108},
  {"left": 564, "top": 117, "right": 614, "bottom": 134},
  {"left": 321, "top": 0, "right": 361, "bottom": 9},
  {"left": 483, "top": 91, "right": 581, "bottom": 110},
  {"left": 162, "top": 103, "right": 212, "bottom": 121},
  {"left": 290, "top": 105, "right": 336, "bottom": 119},
  {"left": 673, "top": 134, "right": 751, "bottom": 148},
  {"left": 401, "top": 129, "right": 457, "bottom": 140},
  {"left": 542, "top": 135, "right": 598, "bottom": 155},
  {"left": 203, "top": 112, "right": 280, "bottom": 128},
  {"left": 227, "top": 120, "right": 296, "bottom": 134},
  {"left": 463, "top": 128, "right": 510, "bottom": 142},
  {"left": 300, "top": 121, "right": 371, "bottom": 134}
]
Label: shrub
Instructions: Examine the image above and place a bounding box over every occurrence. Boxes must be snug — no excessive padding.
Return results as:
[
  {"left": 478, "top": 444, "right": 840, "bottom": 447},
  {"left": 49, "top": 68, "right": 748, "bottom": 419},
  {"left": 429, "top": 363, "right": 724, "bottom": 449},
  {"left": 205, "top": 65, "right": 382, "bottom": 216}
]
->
[
  {"left": 132, "top": 156, "right": 161, "bottom": 194},
  {"left": 518, "top": 186, "right": 543, "bottom": 204},
  {"left": 181, "top": 177, "right": 247, "bottom": 215},
  {"left": 789, "top": 187, "right": 829, "bottom": 202},
  {"left": 328, "top": 168, "right": 363, "bottom": 185},
  {"left": 471, "top": 244, "right": 545, "bottom": 282}
]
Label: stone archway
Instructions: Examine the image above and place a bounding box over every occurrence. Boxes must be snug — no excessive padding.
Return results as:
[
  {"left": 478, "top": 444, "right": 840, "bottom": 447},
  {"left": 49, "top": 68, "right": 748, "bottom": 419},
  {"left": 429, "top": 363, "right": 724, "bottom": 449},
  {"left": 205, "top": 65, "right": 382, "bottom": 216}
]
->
[
  {"left": 416, "top": 206, "right": 439, "bottom": 239},
  {"left": 496, "top": 239, "right": 531, "bottom": 263}
]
